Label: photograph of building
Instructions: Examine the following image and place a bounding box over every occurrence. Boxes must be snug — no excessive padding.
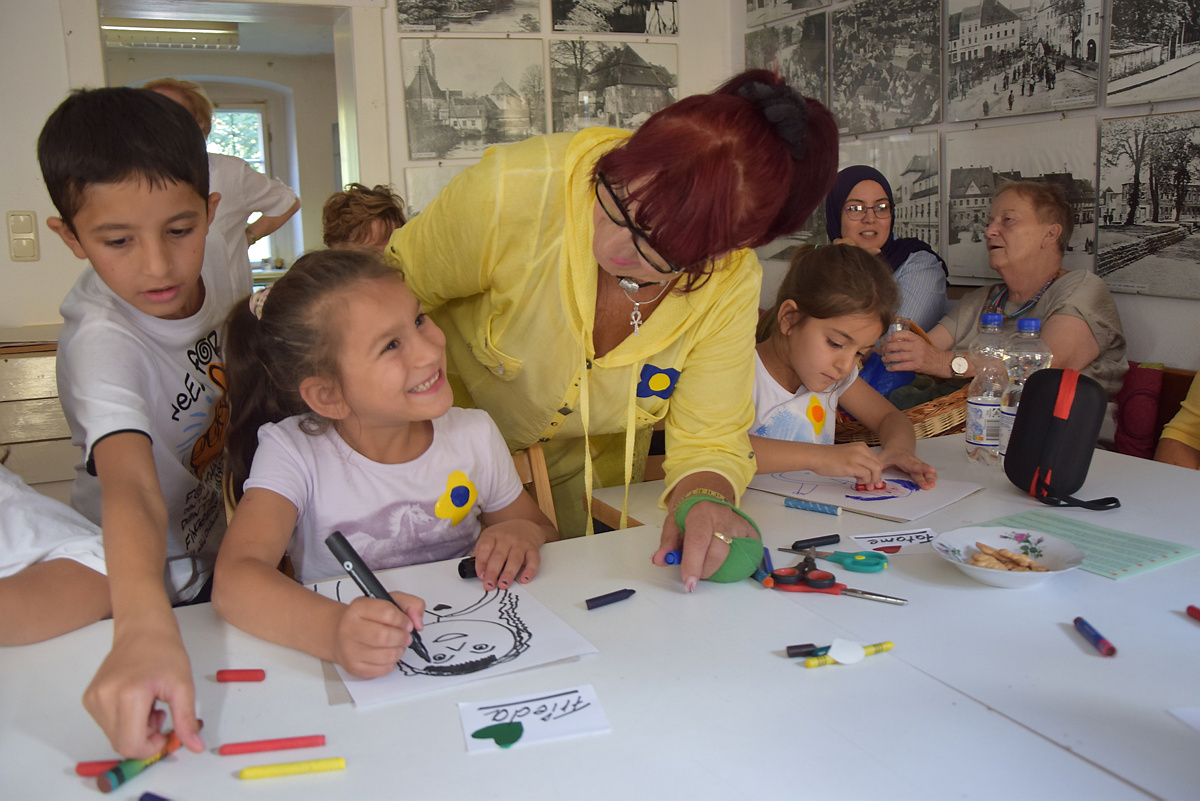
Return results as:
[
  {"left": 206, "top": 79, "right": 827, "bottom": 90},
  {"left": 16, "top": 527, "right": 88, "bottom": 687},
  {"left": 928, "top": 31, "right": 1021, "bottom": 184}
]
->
[
  {"left": 550, "top": 41, "right": 677, "bottom": 132},
  {"left": 1108, "top": 0, "right": 1200, "bottom": 105},
  {"left": 744, "top": 11, "right": 827, "bottom": 105}
]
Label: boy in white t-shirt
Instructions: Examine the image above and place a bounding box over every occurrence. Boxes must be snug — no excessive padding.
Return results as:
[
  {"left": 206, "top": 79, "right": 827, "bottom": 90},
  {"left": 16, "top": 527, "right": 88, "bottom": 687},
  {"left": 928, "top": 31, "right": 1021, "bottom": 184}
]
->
[{"left": 23, "top": 87, "right": 238, "bottom": 759}]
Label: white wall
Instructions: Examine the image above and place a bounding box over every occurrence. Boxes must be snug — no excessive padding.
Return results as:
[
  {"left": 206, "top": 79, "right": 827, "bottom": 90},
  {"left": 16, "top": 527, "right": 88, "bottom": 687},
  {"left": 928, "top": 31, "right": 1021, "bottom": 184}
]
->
[{"left": 106, "top": 50, "right": 340, "bottom": 261}]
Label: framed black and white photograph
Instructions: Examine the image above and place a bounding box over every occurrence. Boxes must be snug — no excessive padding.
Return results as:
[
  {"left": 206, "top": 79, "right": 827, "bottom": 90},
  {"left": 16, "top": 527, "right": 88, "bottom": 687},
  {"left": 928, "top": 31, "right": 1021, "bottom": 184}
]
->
[
  {"left": 830, "top": 0, "right": 941, "bottom": 135},
  {"left": 1098, "top": 111, "right": 1200, "bottom": 300},
  {"left": 553, "top": 1, "right": 678, "bottom": 34},
  {"left": 404, "top": 165, "right": 471, "bottom": 215},
  {"left": 550, "top": 41, "right": 677, "bottom": 132},
  {"left": 946, "top": 0, "right": 1100, "bottom": 123},
  {"left": 744, "top": 12, "right": 828, "bottom": 106},
  {"left": 945, "top": 117, "right": 1097, "bottom": 281},
  {"left": 401, "top": 38, "right": 545, "bottom": 160},
  {"left": 1107, "top": 0, "right": 1200, "bottom": 106},
  {"left": 841, "top": 132, "right": 942, "bottom": 251},
  {"left": 746, "top": 0, "right": 828, "bottom": 29},
  {"left": 396, "top": 0, "right": 542, "bottom": 33}
]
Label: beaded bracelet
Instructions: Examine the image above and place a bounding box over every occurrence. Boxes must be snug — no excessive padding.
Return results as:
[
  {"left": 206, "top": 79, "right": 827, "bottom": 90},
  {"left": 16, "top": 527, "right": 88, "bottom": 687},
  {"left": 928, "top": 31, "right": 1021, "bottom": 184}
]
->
[{"left": 673, "top": 495, "right": 763, "bottom": 583}]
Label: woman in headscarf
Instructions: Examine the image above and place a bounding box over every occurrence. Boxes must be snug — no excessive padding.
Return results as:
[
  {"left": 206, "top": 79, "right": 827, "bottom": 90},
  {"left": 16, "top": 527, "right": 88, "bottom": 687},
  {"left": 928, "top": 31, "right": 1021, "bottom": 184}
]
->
[{"left": 825, "top": 165, "right": 947, "bottom": 332}]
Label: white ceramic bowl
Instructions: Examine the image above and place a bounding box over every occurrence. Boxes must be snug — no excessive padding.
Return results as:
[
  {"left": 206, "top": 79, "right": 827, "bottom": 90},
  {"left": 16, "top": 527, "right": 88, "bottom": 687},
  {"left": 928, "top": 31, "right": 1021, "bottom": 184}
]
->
[{"left": 931, "top": 526, "right": 1085, "bottom": 588}]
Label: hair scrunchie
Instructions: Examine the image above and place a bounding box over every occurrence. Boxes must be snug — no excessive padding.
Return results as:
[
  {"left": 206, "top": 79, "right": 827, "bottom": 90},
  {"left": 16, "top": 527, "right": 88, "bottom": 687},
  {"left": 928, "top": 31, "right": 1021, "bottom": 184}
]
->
[
  {"left": 673, "top": 495, "right": 764, "bottom": 584},
  {"left": 736, "top": 80, "right": 810, "bottom": 160}
]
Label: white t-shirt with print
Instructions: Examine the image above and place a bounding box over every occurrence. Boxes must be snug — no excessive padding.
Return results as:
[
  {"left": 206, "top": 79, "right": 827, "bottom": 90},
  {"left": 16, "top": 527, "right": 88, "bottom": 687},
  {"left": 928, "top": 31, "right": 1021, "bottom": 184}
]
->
[
  {"left": 208, "top": 152, "right": 299, "bottom": 297},
  {"left": 57, "top": 233, "right": 235, "bottom": 602},
  {"left": 751, "top": 351, "right": 859, "bottom": 445},
  {"left": 244, "top": 407, "right": 524, "bottom": 584}
]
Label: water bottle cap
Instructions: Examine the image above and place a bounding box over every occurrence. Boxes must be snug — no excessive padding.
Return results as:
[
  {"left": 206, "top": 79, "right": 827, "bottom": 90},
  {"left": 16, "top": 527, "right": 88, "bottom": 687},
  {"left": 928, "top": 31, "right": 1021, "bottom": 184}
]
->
[
  {"left": 980, "top": 313, "right": 1003, "bottom": 327},
  {"left": 1017, "top": 317, "right": 1041, "bottom": 332}
]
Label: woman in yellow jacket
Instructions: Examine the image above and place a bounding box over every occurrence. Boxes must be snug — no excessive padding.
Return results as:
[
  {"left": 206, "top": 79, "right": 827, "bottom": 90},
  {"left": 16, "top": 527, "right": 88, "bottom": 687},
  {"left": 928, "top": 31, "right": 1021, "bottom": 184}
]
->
[{"left": 387, "top": 70, "right": 838, "bottom": 590}]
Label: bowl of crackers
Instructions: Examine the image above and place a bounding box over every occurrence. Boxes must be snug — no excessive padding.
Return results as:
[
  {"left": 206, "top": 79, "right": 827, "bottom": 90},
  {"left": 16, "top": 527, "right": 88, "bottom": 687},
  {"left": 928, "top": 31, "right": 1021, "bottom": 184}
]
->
[{"left": 931, "top": 526, "right": 1085, "bottom": 588}]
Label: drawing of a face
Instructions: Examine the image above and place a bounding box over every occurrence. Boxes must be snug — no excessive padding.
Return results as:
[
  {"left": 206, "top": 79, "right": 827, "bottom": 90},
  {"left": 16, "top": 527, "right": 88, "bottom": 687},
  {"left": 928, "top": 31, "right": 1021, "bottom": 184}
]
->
[
  {"left": 771, "top": 473, "right": 919, "bottom": 502},
  {"left": 398, "top": 589, "right": 531, "bottom": 677}
]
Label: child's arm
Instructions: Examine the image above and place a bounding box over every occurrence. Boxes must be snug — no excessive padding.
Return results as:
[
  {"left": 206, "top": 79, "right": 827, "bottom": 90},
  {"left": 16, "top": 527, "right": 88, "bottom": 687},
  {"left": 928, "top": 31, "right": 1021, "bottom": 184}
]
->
[
  {"left": 474, "top": 491, "right": 559, "bottom": 592},
  {"left": 82, "top": 433, "right": 203, "bottom": 759},
  {"left": 750, "top": 433, "right": 885, "bottom": 485},
  {"left": 838, "top": 380, "right": 938, "bottom": 489},
  {"left": 212, "top": 488, "right": 425, "bottom": 679}
]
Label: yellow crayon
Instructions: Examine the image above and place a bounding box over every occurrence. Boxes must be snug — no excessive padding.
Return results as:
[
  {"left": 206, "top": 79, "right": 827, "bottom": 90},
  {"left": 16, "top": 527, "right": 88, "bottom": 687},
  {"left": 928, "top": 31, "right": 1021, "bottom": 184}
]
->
[
  {"left": 238, "top": 757, "right": 346, "bottom": 780},
  {"left": 804, "top": 641, "right": 894, "bottom": 668}
]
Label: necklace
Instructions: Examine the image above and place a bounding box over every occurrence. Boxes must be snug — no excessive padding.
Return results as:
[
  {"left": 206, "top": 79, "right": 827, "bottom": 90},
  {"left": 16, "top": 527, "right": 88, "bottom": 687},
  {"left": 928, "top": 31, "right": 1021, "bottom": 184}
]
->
[
  {"left": 617, "top": 276, "right": 665, "bottom": 293},
  {"left": 620, "top": 278, "right": 672, "bottom": 335},
  {"left": 985, "top": 271, "right": 1061, "bottom": 319}
]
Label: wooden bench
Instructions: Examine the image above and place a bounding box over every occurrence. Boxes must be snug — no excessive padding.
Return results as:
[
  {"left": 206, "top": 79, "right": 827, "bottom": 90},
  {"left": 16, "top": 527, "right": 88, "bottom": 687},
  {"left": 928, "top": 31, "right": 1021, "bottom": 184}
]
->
[{"left": 0, "top": 345, "right": 77, "bottom": 504}]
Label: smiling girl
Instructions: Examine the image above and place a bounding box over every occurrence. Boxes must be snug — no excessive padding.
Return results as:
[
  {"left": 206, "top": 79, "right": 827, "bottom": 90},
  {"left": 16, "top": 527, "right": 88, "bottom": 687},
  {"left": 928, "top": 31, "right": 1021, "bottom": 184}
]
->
[
  {"left": 751, "top": 244, "right": 937, "bottom": 489},
  {"left": 212, "top": 249, "right": 558, "bottom": 679}
]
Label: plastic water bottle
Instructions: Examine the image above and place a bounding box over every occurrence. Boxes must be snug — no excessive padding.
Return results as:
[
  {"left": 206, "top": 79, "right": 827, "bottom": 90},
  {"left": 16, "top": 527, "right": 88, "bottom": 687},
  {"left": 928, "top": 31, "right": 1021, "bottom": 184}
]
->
[
  {"left": 964, "top": 313, "right": 1008, "bottom": 464},
  {"left": 998, "top": 318, "right": 1053, "bottom": 461}
]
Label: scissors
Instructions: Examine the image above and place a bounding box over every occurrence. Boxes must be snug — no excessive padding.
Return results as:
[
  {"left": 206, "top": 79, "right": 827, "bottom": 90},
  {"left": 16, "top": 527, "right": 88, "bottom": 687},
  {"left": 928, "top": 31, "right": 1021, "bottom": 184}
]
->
[
  {"left": 775, "top": 544, "right": 889, "bottom": 573},
  {"left": 769, "top": 549, "right": 906, "bottom": 605}
]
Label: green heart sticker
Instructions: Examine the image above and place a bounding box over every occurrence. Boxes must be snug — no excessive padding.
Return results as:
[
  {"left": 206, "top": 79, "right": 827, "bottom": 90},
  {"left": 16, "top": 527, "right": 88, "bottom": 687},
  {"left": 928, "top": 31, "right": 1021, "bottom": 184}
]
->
[{"left": 471, "top": 721, "right": 524, "bottom": 748}]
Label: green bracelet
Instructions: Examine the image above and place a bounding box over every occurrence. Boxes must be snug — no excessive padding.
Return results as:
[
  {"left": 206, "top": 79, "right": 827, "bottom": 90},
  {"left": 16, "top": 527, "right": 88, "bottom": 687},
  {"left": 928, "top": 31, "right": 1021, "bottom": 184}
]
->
[{"left": 673, "top": 495, "right": 763, "bottom": 584}]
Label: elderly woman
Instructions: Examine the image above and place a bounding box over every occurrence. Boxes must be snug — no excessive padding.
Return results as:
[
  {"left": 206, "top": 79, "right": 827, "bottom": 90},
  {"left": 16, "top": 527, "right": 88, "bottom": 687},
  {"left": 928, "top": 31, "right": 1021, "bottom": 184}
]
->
[
  {"left": 826, "top": 165, "right": 947, "bottom": 332},
  {"left": 883, "top": 181, "right": 1127, "bottom": 397},
  {"left": 386, "top": 70, "right": 838, "bottom": 589}
]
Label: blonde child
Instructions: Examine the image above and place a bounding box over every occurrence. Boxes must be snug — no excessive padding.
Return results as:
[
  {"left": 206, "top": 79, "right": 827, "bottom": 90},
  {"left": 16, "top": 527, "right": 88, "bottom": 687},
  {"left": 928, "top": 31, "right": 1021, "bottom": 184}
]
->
[
  {"left": 212, "top": 249, "right": 558, "bottom": 678},
  {"left": 752, "top": 244, "right": 937, "bottom": 488}
]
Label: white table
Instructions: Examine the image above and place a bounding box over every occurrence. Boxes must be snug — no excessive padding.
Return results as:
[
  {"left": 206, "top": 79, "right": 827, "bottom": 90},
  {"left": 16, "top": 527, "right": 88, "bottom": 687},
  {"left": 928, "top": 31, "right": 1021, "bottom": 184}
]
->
[
  {"left": 1, "top": 437, "right": 1195, "bottom": 800},
  {"left": 594, "top": 434, "right": 1200, "bottom": 800}
]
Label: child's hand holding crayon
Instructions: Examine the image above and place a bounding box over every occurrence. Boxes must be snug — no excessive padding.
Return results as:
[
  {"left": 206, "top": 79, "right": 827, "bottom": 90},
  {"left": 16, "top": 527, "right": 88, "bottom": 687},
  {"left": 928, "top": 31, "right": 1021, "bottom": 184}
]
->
[
  {"left": 83, "top": 618, "right": 203, "bottom": 759},
  {"left": 333, "top": 593, "right": 426, "bottom": 679}
]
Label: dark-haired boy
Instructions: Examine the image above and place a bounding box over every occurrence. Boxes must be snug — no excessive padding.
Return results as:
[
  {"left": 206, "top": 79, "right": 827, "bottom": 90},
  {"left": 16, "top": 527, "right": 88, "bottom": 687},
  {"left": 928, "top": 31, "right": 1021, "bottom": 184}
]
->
[{"left": 29, "top": 87, "right": 237, "bottom": 758}]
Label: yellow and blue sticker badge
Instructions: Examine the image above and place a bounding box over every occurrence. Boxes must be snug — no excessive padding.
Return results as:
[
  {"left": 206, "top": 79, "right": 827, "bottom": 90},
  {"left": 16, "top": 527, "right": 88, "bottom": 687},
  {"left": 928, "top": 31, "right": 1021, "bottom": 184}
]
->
[
  {"left": 636, "top": 364, "right": 680, "bottom": 400},
  {"left": 806, "top": 396, "right": 827, "bottom": 437},
  {"left": 435, "top": 470, "right": 477, "bottom": 526}
]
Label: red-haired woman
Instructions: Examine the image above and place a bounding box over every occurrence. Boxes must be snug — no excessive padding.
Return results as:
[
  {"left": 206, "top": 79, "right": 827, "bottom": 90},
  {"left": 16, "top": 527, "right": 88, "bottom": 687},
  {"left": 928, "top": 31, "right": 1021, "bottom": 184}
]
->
[{"left": 386, "top": 70, "right": 838, "bottom": 589}]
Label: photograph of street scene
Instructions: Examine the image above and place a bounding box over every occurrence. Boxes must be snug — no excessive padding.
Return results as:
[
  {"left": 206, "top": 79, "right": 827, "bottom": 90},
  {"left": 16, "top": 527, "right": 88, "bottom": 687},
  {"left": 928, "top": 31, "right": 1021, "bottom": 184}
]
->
[
  {"left": 401, "top": 38, "right": 545, "bottom": 160},
  {"left": 744, "top": 11, "right": 828, "bottom": 105},
  {"left": 550, "top": 41, "right": 677, "bottom": 132},
  {"left": 946, "top": 0, "right": 1100, "bottom": 122},
  {"left": 1107, "top": 0, "right": 1200, "bottom": 106},
  {"left": 396, "top": 0, "right": 541, "bottom": 33},
  {"left": 831, "top": 0, "right": 941, "bottom": 134},
  {"left": 746, "top": 0, "right": 828, "bottom": 28},
  {"left": 553, "top": 0, "right": 678, "bottom": 34},
  {"left": 945, "top": 117, "right": 1096, "bottom": 281},
  {"left": 1099, "top": 111, "right": 1200, "bottom": 300}
]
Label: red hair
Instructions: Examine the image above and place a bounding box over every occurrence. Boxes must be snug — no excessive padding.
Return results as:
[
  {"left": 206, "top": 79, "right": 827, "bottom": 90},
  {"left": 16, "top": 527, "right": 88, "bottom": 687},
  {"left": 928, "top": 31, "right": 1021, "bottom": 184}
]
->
[{"left": 595, "top": 69, "right": 838, "bottom": 277}]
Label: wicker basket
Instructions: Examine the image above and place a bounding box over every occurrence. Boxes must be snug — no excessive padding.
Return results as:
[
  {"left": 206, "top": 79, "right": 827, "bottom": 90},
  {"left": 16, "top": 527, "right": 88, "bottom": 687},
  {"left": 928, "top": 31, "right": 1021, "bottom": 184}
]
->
[{"left": 835, "top": 384, "right": 969, "bottom": 446}]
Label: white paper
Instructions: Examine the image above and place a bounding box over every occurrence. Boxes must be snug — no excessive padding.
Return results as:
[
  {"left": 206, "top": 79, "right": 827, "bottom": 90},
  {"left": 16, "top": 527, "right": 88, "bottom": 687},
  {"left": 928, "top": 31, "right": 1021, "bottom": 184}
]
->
[
  {"left": 1168, "top": 707, "right": 1200, "bottom": 735},
  {"left": 748, "top": 469, "right": 983, "bottom": 522},
  {"left": 829, "top": 639, "right": 865, "bottom": 665},
  {"left": 459, "top": 685, "right": 610, "bottom": 753},
  {"left": 850, "top": 528, "right": 937, "bottom": 553},
  {"left": 309, "top": 577, "right": 598, "bottom": 708}
]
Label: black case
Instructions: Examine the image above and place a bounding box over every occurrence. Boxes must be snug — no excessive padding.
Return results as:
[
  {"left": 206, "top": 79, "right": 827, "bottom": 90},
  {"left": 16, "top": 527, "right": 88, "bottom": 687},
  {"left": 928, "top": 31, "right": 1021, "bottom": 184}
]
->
[{"left": 1003, "top": 368, "right": 1120, "bottom": 511}]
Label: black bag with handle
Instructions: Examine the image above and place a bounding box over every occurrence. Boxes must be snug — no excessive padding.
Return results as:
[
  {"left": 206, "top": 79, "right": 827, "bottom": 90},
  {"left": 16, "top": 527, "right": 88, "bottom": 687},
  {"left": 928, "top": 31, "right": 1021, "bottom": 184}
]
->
[{"left": 1003, "top": 368, "right": 1120, "bottom": 511}]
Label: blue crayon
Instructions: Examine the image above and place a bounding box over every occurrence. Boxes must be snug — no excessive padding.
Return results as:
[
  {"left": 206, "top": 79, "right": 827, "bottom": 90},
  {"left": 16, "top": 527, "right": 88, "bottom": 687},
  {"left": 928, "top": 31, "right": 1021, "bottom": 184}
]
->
[
  {"left": 664, "top": 550, "right": 683, "bottom": 565},
  {"left": 783, "top": 497, "right": 842, "bottom": 516}
]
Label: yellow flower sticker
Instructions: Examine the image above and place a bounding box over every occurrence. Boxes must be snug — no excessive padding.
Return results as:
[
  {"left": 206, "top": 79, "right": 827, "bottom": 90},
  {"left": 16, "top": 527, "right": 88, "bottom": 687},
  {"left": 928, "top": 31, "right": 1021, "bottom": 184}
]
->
[
  {"left": 807, "top": 396, "right": 826, "bottom": 437},
  {"left": 435, "top": 470, "right": 477, "bottom": 526}
]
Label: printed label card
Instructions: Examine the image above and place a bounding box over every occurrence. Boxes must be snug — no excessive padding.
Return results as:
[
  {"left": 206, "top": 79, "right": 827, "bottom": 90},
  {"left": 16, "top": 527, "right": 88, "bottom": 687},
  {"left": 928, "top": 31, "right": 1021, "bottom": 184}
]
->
[{"left": 460, "top": 685, "right": 611, "bottom": 753}]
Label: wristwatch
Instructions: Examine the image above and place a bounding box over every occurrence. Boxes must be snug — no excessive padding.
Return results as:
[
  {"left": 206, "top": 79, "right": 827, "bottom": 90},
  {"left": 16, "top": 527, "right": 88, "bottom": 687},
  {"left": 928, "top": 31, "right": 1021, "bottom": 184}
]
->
[{"left": 950, "top": 353, "right": 970, "bottom": 379}]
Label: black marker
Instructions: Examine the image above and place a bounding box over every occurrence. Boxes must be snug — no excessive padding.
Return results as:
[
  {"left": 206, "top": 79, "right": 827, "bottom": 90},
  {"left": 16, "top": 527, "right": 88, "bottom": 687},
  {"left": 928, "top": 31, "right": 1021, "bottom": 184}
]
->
[
  {"left": 325, "top": 531, "right": 430, "bottom": 662},
  {"left": 585, "top": 588, "right": 635, "bottom": 610}
]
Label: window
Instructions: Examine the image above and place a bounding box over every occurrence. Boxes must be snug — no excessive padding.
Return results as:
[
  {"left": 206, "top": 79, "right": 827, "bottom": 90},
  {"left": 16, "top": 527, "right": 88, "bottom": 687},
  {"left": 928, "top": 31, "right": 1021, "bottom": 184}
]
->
[{"left": 209, "top": 105, "right": 273, "bottom": 266}]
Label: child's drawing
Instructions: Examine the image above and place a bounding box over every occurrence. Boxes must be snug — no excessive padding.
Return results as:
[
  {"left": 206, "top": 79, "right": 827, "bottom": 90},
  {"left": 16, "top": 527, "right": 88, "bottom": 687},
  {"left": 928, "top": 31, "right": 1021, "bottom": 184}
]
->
[
  {"left": 768, "top": 472, "right": 920, "bottom": 502},
  {"left": 309, "top": 574, "right": 597, "bottom": 707},
  {"left": 401, "top": 589, "right": 531, "bottom": 676}
]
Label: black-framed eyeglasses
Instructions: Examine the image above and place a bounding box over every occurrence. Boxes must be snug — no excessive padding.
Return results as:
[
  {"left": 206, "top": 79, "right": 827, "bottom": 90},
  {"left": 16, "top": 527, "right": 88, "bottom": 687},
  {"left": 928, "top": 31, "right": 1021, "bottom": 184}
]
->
[
  {"left": 595, "top": 172, "right": 681, "bottom": 275},
  {"left": 843, "top": 201, "right": 893, "bottom": 221}
]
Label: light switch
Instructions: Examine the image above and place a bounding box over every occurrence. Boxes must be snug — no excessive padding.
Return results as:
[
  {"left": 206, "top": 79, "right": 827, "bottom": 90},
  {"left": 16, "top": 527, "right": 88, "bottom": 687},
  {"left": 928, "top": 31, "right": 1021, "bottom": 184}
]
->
[{"left": 7, "top": 210, "right": 39, "bottom": 262}]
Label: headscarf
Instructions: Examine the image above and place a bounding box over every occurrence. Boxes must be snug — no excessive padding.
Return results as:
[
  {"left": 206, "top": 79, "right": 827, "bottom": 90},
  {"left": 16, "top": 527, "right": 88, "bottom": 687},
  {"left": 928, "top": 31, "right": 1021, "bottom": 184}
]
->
[{"left": 824, "top": 165, "right": 947, "bottom": 276}]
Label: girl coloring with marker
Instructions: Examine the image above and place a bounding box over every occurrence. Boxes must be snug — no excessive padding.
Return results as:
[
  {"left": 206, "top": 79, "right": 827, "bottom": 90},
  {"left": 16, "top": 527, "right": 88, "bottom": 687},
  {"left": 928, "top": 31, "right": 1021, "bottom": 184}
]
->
[
  {"left": 751, "top": 244, "right": 937, "bottom": 489},
  {"left": 212, "top": 250, "right": 558, "bottom": 678}
]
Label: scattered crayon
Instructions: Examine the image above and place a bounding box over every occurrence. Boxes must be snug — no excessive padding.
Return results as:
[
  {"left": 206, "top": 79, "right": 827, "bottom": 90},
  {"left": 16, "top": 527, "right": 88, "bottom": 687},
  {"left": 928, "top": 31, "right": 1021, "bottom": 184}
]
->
[
  {"left": 219, "top": 735, "right": 327, "bottom": 756},
  {"left": 98, "top": 731, "right": 183, "bottom": 793},
  {"left": 238, "top": 757, "right": 346, "bottom": 780},
  {"left": 75, "top": 760, "right": 121, "bottom": 777},
  {"left": 217, "top": 668, "right": 266, "bottom": 682},
  {"left": 1186, "top": 605, "right": 1200, "bottom": 622}
]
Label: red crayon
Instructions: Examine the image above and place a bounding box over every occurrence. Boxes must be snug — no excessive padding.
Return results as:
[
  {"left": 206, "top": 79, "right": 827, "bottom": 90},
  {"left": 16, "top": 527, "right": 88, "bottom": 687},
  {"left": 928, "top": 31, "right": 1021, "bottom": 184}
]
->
[
  {"left": 76, "top": 759, "right": 121, "bottom": 777},
  {"left": 216, "top": 668, "right": 266, "bottom": 682},
  {"left": 1187, "top": 605, "right": 1200, "bottom": 622},
  {"left": 218, "top": 735, "right": 326, "bottom": 756}
]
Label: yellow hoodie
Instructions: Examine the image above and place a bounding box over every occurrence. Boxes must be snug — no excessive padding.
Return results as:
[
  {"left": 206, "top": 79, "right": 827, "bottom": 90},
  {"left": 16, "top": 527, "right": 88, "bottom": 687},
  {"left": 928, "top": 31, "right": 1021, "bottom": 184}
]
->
[{"left": 387, "top": 128, "right": 759, "bottom": 536}]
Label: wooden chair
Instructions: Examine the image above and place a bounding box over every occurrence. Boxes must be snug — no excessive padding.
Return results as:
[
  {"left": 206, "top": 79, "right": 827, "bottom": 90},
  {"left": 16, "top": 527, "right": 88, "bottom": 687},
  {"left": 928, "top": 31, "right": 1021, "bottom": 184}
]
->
[
  {"left": 0, "top": 346, "right": 76, "bottom": 504},
  {"left": 512, "top": 442, "right": 557, "bottom": 530}
]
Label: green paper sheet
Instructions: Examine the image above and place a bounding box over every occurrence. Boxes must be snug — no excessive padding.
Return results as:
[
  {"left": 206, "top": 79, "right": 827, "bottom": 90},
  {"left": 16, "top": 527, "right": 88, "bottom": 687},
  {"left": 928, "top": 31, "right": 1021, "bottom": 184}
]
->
[{"left": 983, "top": 509, "right": 1199, "bottom": 580}]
